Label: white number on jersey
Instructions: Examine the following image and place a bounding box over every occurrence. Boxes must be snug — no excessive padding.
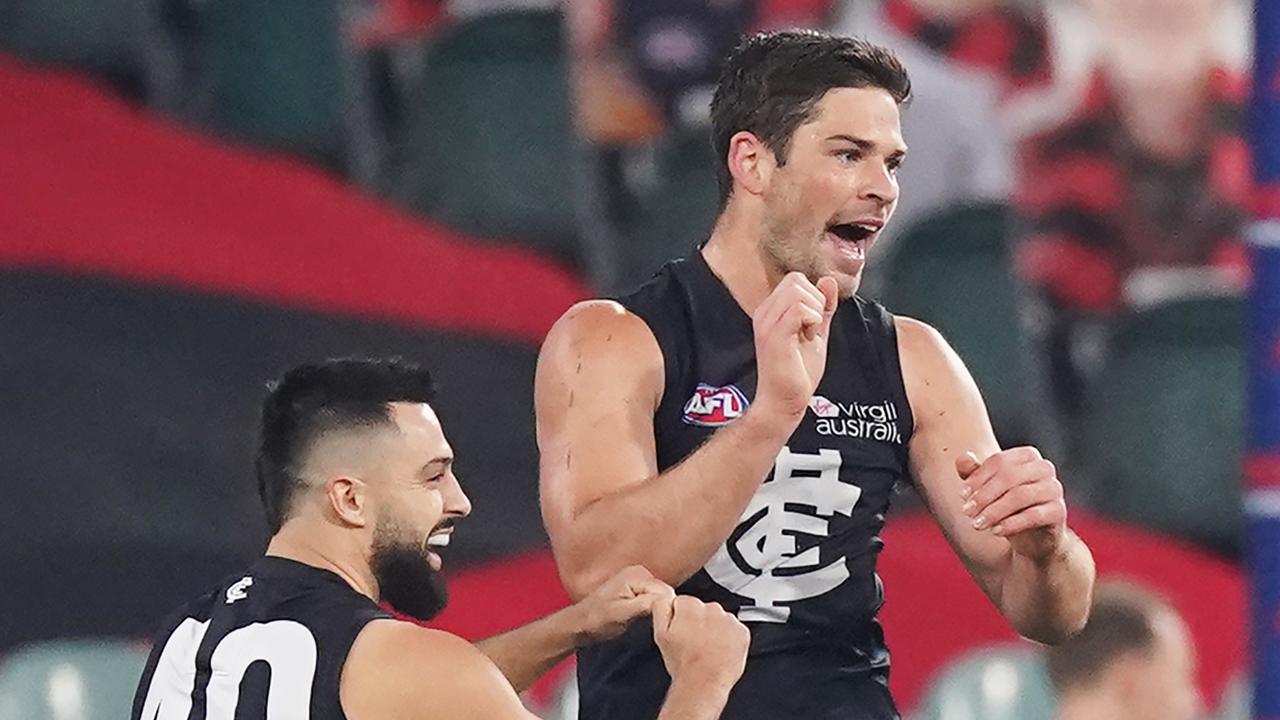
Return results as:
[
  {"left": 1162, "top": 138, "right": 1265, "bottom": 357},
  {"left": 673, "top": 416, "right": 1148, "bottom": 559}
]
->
[{"left": 138, "top": 619, "right": 318, "bottom": 719}]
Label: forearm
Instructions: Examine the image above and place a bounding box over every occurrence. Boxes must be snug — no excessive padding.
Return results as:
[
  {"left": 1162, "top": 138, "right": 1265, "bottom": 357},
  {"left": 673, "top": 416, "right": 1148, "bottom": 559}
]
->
[
  {"left": 996, "top": 529, "right": 1095, "bottom": 644},
  {"left": 475, "top": 606, "right": 582, "bottom": 694},
  {"left": 656, "top": 677, "right": 734, "bottom": 720},
  {"left": 560, "top": 405, "right": 795, "bottom": 597}
]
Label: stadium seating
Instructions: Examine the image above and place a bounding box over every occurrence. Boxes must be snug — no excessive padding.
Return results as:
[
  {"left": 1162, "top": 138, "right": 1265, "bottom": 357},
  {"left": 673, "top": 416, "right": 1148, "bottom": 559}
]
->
[
  {"left": 911, "top": 645, "right": 1055, "bottom": 720},
  {"left": 880, "top": 202, "right": 1031, "bottom": 444},
  {"left": 0, "top": 0, "right": 143, "bottom": 82},
  {"left": 614, "top": 128, "right": 722, "bottom": 290},
  {"left": 1078, "top": 295, "right": 1244, "bottom": 554},
  {"left": 194, "top": 0, "right": 348, "bottom": 166},
  {"left": 0, "top": 638, "right": 148, "bottom": 720},
  {"left": 393, "top": 10, "right": 579, "bottom": 264}
]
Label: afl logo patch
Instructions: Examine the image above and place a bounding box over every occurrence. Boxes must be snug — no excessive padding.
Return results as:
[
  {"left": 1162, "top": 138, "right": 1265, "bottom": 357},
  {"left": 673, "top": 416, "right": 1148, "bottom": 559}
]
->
[{"left": 683, "top": 384, "right": 748, "bottom": 427}]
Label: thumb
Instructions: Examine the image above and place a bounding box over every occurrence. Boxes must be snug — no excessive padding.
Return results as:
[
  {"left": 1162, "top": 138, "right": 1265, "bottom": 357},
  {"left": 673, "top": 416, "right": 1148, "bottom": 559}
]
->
[
  {"left": 618, "top": 593, "right": 657, "bottom": 623},
  {"left": 816, "top": 276, "right": 839, "bottom": 319},
  {"left": 651, "top": 594, "right": 674, "bottom": 641},
  {"left": 955, "top": 451, "right": 981, "bottom": 479}
]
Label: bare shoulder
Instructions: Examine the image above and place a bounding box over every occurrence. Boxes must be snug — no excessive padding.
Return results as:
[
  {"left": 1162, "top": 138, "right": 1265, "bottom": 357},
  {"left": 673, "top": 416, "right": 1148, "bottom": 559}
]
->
[
  {"left": 894, "top": 315, "right": 949, "bottom": 359},
  {"left": 894, "top": 315, "right": 961, "bottom": 378},
  {"left": 893, "top": 316, "right": 979, "bottom": 414},
  {"left": 541, "top": 299, "right": 661, "bottom": 365},
  {"left": 342, "top": 620, "right": 527, "bottom": 719},
  {"left": 537, "top": 299, "right": 664, "bottom": 404}
]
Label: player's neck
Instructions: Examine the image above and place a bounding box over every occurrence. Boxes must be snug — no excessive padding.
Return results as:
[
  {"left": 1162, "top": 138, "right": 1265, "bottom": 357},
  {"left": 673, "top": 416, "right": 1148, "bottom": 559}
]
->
[
  {"left": 265, "top": 523, "right": 379, "bottom": 601},
  {"left": 702, "top": 203, "right": 784, "bottom": 316}
]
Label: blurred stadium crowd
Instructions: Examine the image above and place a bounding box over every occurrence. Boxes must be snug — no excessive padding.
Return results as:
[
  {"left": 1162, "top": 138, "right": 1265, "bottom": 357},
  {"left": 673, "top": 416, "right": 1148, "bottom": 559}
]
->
[{"left": 0, "top": 0, "right": 1258, "bottom": 717}]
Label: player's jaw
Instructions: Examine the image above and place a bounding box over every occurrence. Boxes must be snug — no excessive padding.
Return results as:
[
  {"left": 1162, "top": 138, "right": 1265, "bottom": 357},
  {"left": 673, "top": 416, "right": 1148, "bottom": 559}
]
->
[{"left": 369, "top": 514, "right": 452, "bottom": 620}]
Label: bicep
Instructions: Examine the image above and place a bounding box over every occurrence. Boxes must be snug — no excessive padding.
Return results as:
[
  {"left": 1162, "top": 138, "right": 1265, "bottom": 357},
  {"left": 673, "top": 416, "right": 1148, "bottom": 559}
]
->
[
  {"left": 899, "top": 318, "right": 1009, "bottom": 589},
  {"left": 535, "top": 302, "right": 663, "bottom": 538}
]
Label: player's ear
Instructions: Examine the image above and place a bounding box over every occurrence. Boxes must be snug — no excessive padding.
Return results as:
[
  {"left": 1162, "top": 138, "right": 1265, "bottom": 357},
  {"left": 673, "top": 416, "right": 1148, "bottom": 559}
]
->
[
  {"left": 326, "top": 476, "right": 370, "bottom": 528},
  {"left": 727, "top": 130, "right": 773, "bottom": 196}
]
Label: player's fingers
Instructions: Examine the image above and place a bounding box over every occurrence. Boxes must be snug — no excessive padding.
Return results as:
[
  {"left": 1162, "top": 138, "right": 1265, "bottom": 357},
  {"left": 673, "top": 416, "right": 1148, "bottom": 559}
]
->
[
  {"left": 816, "top": 276, "right": 838, "bottom": 315},
  {"left": 651, "top": 594, "right": 675, "bottom": 639},
  {"left": 615, "top": 594, "right": 659, "bottom": 622},
  {"left": 615, "top": 564, "right": 656, "bottom": 593},
  {"left": 775, "top": 303, "right": 824, "bottom": 339},
  {"left": 752, "top": 285, "right": 794, "bottom": 335},
  {"left": 965, "top": 457, "right": 1055, "bottom": 516},
  {"left": 782, "top": 271, "right": 826, "bottom": 309},
  {"left": 959, "top": 454, "right": 999, "bottom": 500},
  {"left": 955, "top": 451, "right": 981, "bottom": 481},
  {"left": 968, "top": 479, "right": 1060, "bottom": 531},
  {"left": 632, "top": 578, "right": 676, "bottom": 605},
  {"left": 754, "top": 275, "right": 825, "bottom": 337},
  {"left": 990, "top": 499, "right": 1066, "bottom": 537},
  {"left": 668, "top": 595, "right": 704, "bottom": 631},
  {"left": 962, "top": 447, "right": 1045, "bottom": 498}
]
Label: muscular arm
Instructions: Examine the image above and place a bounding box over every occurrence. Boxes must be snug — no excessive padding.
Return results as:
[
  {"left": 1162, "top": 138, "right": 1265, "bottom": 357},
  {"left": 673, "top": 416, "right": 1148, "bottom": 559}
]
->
[
  {"left": 536, "top": 301, "right": 798, "bottom": 598},
  {"left": 539, "top": 276, "right": 836, "bottom": 599},
  {"left": 898, "top": 317, "right": 1094, "bottom": 643},
  {"left": 474, "top": 607, "right": 582, "bottom": 695},
  {"left": 343, "top": 610, "right": 744, "bottom": 720},
  {"left": 475, "top": 565, "right": 675, "bottom": 693}
]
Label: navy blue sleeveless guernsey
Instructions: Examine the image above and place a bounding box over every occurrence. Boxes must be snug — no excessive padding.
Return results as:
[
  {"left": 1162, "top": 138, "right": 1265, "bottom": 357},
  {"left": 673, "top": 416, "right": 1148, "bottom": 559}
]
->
[
  {"left": 577, "top": 253, "right": 914, "bottom": 719},
  {"left": 132, "top": 556, "right": 394, "bottom": 720}
]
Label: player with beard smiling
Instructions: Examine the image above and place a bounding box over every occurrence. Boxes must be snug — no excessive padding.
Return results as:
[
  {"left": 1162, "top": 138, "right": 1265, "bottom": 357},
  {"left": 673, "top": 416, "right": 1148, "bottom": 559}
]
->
[{"left": 132, "top": 357, "right": 749, "bottom": 720}]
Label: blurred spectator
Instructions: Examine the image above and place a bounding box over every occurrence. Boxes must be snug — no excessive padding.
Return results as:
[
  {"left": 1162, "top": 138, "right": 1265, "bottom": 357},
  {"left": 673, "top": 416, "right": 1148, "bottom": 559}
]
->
[
  {"left": 883, "top": 0, "right": 1250, "bottom": 414},
  {"left": 830, "top": 1, "right": 1013, "bottom": 246},
  {"left": 1046, "top": 580, "right": 1202, "bottom": 720},
  {"left": 567, "top": 0, "right": 760, "bottom": 140}
]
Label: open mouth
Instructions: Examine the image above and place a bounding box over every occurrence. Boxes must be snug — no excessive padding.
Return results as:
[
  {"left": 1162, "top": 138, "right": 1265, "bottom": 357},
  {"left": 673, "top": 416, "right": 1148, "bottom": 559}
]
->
[
  {"left": 826, "top": 221, "right": 879, "bottom": 244},
  {"left": 425, "top": 524, "right": 454, "bottom": 569},
  {"left": 825, "top": 221, "right": 881, "bottom": 261}
]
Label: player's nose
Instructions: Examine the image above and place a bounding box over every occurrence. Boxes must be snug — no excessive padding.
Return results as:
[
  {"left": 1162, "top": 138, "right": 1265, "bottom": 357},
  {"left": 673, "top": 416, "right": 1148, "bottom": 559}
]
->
[
  {"left": 857, "top": 160, "right": 898, "bottom": 206},
  {"left": 442, "top": 472, "right": 472, "bottom": 518}
]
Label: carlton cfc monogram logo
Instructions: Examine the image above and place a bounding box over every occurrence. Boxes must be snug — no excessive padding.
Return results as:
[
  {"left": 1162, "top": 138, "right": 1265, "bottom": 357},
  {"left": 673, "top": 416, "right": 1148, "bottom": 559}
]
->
[
  {"left": 682, "top": 384, "right": 749, "bottom": 426},
  {"left": 704, "top": 447, "right": 862, "bottom": 622}
]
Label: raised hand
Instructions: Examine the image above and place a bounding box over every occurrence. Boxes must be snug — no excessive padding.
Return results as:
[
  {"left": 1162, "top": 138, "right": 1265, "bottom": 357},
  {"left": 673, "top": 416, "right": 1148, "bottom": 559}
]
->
[{"left": 752, "top": 272, "right": 839, "bottom": 422}]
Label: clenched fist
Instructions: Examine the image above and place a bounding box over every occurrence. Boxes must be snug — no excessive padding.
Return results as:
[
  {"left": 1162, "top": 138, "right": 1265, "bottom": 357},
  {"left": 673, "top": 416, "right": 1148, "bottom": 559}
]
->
[
  {"left": 653, "top": 595, "right": 750, "bottom": 689},
  {"left": 752, "top": 272, "right": 839, "bottom": 423},
  {"left": 571, "top": 565, "right": 675, "bottom": 645}
]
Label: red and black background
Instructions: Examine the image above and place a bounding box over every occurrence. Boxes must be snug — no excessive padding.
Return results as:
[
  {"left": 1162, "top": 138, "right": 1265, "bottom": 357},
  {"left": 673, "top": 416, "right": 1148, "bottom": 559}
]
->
[{"left": 0, "top": 56, "right": 1248, "bottom": 708}]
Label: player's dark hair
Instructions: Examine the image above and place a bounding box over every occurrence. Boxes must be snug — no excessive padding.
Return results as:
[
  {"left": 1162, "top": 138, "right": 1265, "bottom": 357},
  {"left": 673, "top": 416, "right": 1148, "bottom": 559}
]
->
[
  {"left": 710, "top": 30, "right": 911, "bottom": 205},
  {"left": 255, "top": 357, "right": 436, "bottom": 534},
  {"left": 1045, "top": 582, "right": 1173, "bottom": 693}
]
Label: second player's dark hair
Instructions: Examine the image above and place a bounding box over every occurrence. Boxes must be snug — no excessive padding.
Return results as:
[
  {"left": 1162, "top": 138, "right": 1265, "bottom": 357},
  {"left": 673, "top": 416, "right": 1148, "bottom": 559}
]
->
[
  {"left": 1045, "top": 582, "right": 1173, "bottom": 693},
  {"left": 710, "top": 30, "right": 911, "bottom": 205},
  {"left": 255, "top": 357, "right": 436, "bottom": 533}
]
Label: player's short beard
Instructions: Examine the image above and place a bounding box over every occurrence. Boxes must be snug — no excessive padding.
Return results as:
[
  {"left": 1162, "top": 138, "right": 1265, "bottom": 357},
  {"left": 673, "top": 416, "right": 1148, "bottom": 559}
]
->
[
  {"left": 760, "top": 216, "right": 839, "bottom": 292},
  {"left": 369, "top": 515, "right": 448, "bottom": 621}
]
